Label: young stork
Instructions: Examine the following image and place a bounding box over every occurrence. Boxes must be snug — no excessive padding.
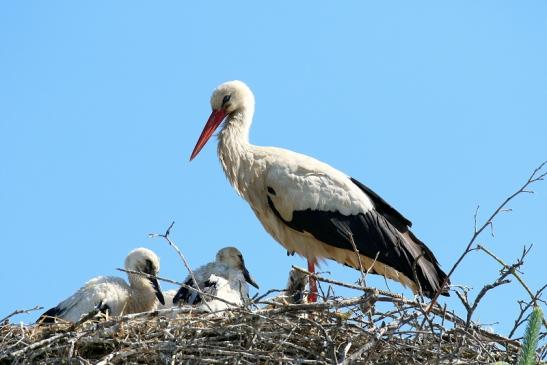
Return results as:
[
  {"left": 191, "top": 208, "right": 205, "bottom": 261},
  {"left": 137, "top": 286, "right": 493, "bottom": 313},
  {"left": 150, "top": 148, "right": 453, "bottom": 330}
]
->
[
  {"left": 37, "top": 248, "right": 165, "bottom": 323},
  {"left": 273, "top": 268, "right": 309, "bottom": 305},
  {"left": 189, "top": 80, "right": 449, "bottom": 301},
  {"left": 157, "top": 290, "right": 177, "bottom": 309},
  {"left": 172, "top": 246, "right": 259, "bottom": 309}
]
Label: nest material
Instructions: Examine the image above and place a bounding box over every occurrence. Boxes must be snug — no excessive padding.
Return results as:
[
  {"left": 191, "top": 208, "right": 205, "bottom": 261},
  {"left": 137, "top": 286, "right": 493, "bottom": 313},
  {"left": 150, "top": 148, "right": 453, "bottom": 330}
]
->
[{"left": 0, "top": 293, "right": 523, "bottom": 365}]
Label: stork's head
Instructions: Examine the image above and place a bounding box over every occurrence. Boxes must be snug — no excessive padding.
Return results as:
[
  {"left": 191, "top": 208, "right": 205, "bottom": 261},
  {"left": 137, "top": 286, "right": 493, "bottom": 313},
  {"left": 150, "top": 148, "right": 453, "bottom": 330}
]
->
[
  {"left": 190, "top": 80, "right": 255, "bottom": 160},
  {"left": 125, "top": 247, "right": 165, "bottom": 305},
  {"left": 215, "top": 246, "right": 259, "bottom": 289},
  {"left": 285, "top": 268, "right": 309, "bottom": 304}
]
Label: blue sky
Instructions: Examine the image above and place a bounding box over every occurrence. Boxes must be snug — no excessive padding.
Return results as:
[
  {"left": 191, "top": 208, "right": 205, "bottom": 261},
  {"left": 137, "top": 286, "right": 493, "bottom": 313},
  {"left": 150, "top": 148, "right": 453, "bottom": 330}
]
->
[{"left": 1, "top": 2, "right": 545, "bottom": 336}]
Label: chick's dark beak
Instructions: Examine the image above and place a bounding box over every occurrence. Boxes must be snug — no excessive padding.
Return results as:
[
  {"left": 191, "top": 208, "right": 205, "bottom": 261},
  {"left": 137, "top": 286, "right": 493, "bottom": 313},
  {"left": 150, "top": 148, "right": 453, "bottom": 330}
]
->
[
  {"left": 242, "top": 265, "right": 259, "bottom": 289},
  {"left": 149, "top": 277, "right": 165, "bottom": 305}
]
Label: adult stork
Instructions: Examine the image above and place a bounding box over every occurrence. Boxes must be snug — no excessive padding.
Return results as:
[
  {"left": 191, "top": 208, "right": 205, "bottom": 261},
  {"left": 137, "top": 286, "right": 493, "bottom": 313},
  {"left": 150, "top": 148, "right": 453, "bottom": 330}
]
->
[{"left": 189, "top": 80, "right": 449, "bottom": 301}]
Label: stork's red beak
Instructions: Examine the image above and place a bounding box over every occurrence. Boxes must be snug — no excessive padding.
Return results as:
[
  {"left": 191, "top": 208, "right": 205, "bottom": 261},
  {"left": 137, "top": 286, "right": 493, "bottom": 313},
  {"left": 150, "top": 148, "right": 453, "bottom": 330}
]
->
[{"left": 190, "top": 109, "right": 227, "bottom": 161}]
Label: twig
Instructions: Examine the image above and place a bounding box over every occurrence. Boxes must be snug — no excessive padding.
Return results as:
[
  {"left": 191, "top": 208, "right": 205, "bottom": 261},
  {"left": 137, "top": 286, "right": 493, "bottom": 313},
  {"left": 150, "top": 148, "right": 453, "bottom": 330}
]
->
[
  {"left": 116, "top": 268, "right": 183, "bottom": 286},
  {"left": 291, "top": 266, "right": 403, "bottom": 299},
  {"left": 477, "top": 245, "right": 535, "bottom": 301},
  {"left": 7, "top": 333, "right": 68, "bottom": 358},
  {"left": 455, "top": 288, "right": 471, "bottom": 313},
  {"left": 461, "top": 246, "right": 529, "bottom": 327},
  {"left": 427, "top": 161, "right": 547, "bottom": 313},
  {"left": 250, "top": 288, "right": 285, "bottom": 303},
  {"left": 509, "top": 284, "right": 547, "bottom": 338},
  {"left": 256, "top": 296, "right": 374, "bottom": 315},
  {"left": 466, "top": 278, "right": 511, "bottom": 327},
  {"left": 347, "top": 231, "right": 366, "bottom": 287},
  {"left": 477, "top": 244, "right": 547, "bottom": 331},
  {"left": 364, "top": 252, "right": 380, "bottom": 284},
  {"left": 148, "top": 221, "right": 211, "bottom": 311},
  {"left": 0, "top": 305, "right": 43, "bottom": 324}
]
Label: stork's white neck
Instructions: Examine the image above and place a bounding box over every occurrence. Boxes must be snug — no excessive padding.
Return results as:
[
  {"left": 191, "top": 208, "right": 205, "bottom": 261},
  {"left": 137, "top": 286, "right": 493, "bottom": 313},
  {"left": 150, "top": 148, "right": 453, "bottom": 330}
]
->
[
  {"left": 217, "top": 109, "right": 255, "bottom": 197},
  {"left": 126, "top": 275, "right": 159, "bottom": 313}
]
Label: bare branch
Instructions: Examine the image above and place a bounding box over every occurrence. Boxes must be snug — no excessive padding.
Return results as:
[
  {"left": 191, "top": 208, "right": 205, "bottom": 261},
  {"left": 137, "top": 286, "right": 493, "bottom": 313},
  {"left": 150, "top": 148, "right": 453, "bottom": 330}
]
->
[
  {"left": 427, "top": 161, "right": 547, "bottom": 312},
  {"left": 477, "top": 244, "right": 535, "bottom": 300},
  {"left": 0, "top": 305, "right": 43, "bottom": 324},
  {"left": 148, "top": 222, "right": 211, "bottom": 311}
]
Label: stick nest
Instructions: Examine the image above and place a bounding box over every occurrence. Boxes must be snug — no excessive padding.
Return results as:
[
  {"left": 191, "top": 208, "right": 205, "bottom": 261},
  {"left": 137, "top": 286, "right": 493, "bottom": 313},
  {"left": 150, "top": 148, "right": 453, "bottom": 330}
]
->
[{"left": 0, "top": 292, "right": 528, "bottom": 365}]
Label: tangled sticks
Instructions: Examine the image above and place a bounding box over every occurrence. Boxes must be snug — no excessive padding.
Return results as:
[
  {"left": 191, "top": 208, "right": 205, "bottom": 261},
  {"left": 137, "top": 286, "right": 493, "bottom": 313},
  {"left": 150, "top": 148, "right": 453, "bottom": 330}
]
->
[{"left": 0, "top": 267, "right": 543, "bottom": 365}]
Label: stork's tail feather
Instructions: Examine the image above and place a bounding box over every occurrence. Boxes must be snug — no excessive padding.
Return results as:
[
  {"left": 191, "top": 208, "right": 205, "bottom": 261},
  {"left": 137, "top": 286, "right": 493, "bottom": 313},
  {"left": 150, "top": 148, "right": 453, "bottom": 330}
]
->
[
  {"left": 404, "top": 230, "right": 450, "bottom": 299},
  {"left": 417, "top": 265, "right": 450, "bottom": 299}
]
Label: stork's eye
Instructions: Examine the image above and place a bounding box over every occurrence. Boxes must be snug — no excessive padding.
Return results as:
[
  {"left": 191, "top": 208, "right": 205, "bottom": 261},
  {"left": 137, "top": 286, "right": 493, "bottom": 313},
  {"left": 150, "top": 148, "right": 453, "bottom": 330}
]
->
[
  {"left": 144, "top": 259, "right": 154, "bottom": 274},
  {"left": 222, "top": 95, "right": 231, "bottom": 106}
]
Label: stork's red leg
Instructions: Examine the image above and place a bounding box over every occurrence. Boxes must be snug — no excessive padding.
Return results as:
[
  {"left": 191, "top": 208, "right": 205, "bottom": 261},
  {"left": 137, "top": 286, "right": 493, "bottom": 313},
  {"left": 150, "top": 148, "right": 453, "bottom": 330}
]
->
[{"left": 307, "top": 260, "right": 318, "bottom": 303}]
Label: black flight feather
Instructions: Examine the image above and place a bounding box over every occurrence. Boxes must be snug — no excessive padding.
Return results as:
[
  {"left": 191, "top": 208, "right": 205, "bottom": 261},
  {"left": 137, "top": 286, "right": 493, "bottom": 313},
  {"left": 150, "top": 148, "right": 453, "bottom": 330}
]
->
[{"left": 266, "top": 177, "right": 449, "bottom": 298}]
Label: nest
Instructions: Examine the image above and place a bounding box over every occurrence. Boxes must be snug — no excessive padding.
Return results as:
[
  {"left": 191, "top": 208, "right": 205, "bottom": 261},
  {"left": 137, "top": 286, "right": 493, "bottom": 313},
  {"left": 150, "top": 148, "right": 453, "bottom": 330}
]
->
[{"left": 0, "top": 289, "right": 527, "bottom": 365}]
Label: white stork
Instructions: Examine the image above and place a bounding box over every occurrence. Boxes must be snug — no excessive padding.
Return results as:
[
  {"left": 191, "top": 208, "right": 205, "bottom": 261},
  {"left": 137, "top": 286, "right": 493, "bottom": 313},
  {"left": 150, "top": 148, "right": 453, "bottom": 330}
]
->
[
  {"left": 157, "top": 289, "right": 177, "bottom": 309},
  {"left": 189, "top": 80, "right": 449, "bottom": 301},
  {"left": 276, "top": 268, "right": 309, "bottom": 305},
  {"left": 37, "top": 248, "right": 165, "bottom": 323},
  {"left": 172, "top": 246, "right": 259, "bottom": 308}
]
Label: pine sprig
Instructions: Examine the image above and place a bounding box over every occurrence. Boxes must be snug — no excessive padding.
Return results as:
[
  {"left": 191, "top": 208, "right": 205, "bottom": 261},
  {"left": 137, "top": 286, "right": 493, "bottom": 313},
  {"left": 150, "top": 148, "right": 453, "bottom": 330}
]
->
[{"left": 517, "top": 305, "right": 543, "bottom": 365}]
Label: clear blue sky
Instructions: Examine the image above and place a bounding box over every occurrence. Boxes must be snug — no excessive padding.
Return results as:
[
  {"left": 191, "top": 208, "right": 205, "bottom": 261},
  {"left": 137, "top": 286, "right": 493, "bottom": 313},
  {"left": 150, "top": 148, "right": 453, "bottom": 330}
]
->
[{"left": 1, "top": 2, "right": 545, "bottom": 336}]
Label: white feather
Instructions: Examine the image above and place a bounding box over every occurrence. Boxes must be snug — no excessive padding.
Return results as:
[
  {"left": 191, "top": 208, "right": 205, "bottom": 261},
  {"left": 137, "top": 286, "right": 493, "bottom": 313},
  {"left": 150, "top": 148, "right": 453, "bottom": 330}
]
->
[
  {"left": 38, "top": 248, "right": 163, "bottom": 323},
  {"left": 173, "top": 247, "right": 257, "bottom": 309}
]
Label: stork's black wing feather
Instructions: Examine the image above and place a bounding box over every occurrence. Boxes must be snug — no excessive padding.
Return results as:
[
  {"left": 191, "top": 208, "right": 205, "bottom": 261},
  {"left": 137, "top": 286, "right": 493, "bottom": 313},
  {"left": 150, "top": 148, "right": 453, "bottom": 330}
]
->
[
  {"left": 173, "top": 278, "right": 217, "bottom": 305},
  {"left": 350, "top": 177, "right": 412, "bottom": 230},
  {"left": 350, "top": 177, "right": 443, "bottom": 267},
  {"left": 36, "top": 306, "right": 65, "bottom": 324},
  {"left": 267, "top": 183, "right": 449, "bottom": 298},
  {"left": 173, "top": 277, "right": 195, "bottom": 305}
]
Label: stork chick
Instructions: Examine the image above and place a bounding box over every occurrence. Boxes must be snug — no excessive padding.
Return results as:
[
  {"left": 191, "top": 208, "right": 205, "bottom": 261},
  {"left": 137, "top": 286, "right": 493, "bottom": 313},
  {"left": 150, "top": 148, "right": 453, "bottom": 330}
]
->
[
  {"left": 172, "top": 247, "right": 259, "bottom": 309},
  {"left": 37, "top": 248, "right": 165, "bottom": 323},
  {"left": 281, "top": 268, "right": 309, "bottom": 305}
]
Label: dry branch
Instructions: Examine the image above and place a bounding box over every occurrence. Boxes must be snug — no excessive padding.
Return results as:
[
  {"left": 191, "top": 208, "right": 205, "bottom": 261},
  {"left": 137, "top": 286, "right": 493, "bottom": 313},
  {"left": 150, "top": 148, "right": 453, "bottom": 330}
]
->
[
  {"left": 0, "top": 306, "right": 42, "bottom": 325},
  {"left": 428, "top": 160, "right": 547, "bottom": 311},
  {"left": 149, "top": 221, "right": 212, "bottom": 311}
]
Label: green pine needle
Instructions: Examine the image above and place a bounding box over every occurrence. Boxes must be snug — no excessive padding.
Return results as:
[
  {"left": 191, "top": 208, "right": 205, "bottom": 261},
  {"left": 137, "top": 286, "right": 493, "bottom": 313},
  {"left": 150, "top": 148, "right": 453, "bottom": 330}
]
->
[{"left": 517, "top": 305, "right": 543, "bottom": 365}]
